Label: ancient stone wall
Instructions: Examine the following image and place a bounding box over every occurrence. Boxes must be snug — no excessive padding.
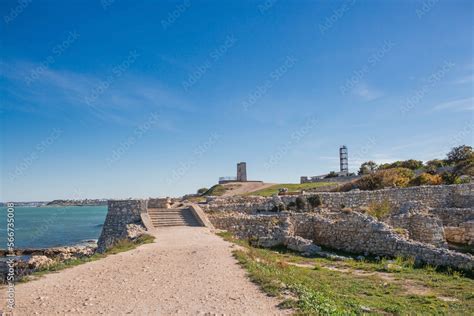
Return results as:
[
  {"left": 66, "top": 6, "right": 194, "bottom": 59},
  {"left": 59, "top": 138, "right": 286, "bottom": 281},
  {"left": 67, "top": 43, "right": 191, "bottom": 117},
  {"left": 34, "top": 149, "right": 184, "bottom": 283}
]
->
[
  {"left": 204, "top": 183, "right": 474, "bottom": 213},
  {"left": 148, "top": 198, "right": 171, "bottom": 208},
  {"left": 318, "top": 184, "right": 473, "bottom": 209},
  {"left": 209, "top": 213, "right": 288, "bottom": 241},
  {"left": 97, "top": 200, "right": 147, "bottom": 253},
  {"left": 386, "top": 212, "right": 448, "bottom": 248},
  {"left": 208, "top": 211, "right": 474, "bottom": 271},
  {"left": 428, "top": 207, "right": 474, "bottom": 227}
]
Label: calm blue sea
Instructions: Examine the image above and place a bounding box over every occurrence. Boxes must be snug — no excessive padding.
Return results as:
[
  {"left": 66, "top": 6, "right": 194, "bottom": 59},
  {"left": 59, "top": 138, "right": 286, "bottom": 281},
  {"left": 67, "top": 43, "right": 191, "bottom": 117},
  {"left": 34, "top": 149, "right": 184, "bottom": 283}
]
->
[{"left": 0, "top": 206, "right": 107, "bottom": 249}]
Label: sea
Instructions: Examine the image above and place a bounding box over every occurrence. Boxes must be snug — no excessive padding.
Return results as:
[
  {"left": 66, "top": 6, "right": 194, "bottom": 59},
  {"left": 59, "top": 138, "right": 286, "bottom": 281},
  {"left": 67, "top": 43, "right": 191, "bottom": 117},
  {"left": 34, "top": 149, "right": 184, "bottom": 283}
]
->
[{"left": 0, "top": 206, "right": 107, "bottom": 250}]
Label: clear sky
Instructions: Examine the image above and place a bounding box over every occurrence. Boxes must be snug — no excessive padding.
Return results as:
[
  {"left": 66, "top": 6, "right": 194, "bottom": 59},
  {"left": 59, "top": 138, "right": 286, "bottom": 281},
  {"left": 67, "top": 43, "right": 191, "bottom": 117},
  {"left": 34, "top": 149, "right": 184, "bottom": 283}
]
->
[{"left": 1, "top": 0, "right": 473, "bottom": 201}]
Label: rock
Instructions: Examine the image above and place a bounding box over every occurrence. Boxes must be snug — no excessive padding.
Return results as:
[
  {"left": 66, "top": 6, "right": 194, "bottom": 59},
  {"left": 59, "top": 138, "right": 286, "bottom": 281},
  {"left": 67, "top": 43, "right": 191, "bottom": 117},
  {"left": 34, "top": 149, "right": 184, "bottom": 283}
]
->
[
  {"left": 27, "top": 256, "right": 54, "bottom": 270},
  {"left": 253, "top": 236, "right": 283, "bottom": 248},
  {"left": 126, "top": 223, "right": 146, "bottom": 239},
  {"left": 285, "top": 236, "right": 321, "bottom": 255}
]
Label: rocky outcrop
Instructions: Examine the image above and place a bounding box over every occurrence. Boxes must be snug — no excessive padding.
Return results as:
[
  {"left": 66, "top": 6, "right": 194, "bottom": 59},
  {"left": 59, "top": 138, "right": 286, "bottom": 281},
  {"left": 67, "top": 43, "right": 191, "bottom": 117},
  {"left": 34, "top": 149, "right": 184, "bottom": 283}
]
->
[{"left": 0, "top": 244, "right": 96, "bottom": 259}]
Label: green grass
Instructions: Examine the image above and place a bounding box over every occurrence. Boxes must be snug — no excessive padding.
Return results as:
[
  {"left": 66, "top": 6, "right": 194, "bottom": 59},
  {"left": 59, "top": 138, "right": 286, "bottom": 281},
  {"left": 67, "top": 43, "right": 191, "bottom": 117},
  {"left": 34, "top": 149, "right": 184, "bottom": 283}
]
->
[
  {"left": 203, "top": 184, "right": 227, "bottom": 196},
  {"left": 247, "top": 183, "right": 337, "bottom": 197},
  {"left": 19, "top": 234, "right": 155, "bottom": 282},
  {"left": 366, "top": 199, "right": 392, "bottom": 220},
  {"left": 218, "top": 232, "right": 474, "bottom": 315}
]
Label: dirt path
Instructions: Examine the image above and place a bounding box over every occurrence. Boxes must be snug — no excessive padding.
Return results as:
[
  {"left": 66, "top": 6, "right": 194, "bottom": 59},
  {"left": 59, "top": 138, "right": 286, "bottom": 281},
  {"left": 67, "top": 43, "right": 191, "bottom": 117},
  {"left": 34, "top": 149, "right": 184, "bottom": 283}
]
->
[{"left": 3, "top": 227, "right": 288, "bottom": 315}]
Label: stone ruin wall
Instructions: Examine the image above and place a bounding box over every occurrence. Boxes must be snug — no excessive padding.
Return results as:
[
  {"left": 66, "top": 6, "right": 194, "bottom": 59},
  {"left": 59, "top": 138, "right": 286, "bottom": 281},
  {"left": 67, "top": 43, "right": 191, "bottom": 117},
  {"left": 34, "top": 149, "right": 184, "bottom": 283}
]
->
[
  {"left": 148, "top": 198, "right": 171, "bottom": 208},
  {"left": 204, "top": 183, "right": 473, "bottom": 212},
  {"left": 207, "top": 211, "right": 474, "bottom": 271},
  {"left": 97, "top": 200, "right": 148, "bottom": 253},
  {"left": 204, "top": 184, "right": 474, "bottom": 270},
  {"left": 203, "top": 184, "right": 474, "bottom": 246}
]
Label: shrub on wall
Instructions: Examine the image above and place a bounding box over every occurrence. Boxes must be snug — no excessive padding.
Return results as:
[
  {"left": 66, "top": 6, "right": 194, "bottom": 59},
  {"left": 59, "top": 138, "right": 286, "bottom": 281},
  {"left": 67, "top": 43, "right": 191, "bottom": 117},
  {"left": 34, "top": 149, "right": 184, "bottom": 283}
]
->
[
  {"left": 378, "top": 160, "right": 423, "bottom": 170},
  {"left": 366, "top": 199, "right": 392, "bottom": 220},
  {"left": 203, "top": 185, "right": 226, "bottom": 196},
  {"left": 324, "top": 171, "right": 338, "bottom": 178},
  {"left": 409, "top": 173, "right": 442, "bottom": 186},
  {"left": 424, "top": 159, "right": 446, "bottom": 174},
  {"left": 295, "top": 196, "right": 307, "bottom": 210},
  {"left": 337, "top": 168, "right": 415, "bottom": 191},
  {"left": 447, "top": 145, "right": 473, "bottom": 163},
  {"left": 307, "top": 195, "right": 322, "bottom": 208},
  {"left": 197, "top": 187, "right": 209, "bottom": 195}
]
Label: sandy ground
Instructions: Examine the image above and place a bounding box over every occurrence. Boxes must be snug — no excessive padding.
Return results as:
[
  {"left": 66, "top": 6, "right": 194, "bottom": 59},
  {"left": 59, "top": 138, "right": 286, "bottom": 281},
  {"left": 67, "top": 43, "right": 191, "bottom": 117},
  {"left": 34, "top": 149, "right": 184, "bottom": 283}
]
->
[
  {"left": 2, "top": 227, "right": 288, "bottom": 315},
  {"left": 221, "top": 182, "right": 275, "bottom": 196}
]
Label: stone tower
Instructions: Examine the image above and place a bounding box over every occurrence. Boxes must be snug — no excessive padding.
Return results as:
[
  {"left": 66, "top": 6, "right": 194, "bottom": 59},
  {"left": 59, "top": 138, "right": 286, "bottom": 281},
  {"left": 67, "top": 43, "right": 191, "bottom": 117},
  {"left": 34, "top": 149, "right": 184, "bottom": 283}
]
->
[
  {"left": 339, "top": 145, "right": 348, "bottom": 176},
  {"left": 237, "top": 162, "right": 247, "bottom": 182}
]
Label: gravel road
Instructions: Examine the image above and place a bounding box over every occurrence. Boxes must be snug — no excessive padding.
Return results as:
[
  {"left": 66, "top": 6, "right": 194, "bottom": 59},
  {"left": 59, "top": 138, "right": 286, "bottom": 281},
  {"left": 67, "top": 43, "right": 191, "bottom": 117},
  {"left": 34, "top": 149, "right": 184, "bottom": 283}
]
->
[{"left": 2, "top": 227, "right": 288, "bottom": 315}]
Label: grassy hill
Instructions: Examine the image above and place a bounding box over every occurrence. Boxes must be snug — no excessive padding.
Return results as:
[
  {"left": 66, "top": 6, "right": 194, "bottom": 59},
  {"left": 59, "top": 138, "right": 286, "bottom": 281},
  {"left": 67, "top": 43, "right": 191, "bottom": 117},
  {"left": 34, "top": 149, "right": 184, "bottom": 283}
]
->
[
  {"left": 247, "top": 182, "right": 337, "bottom": 197},
  {"left": 202, "top": 184, "right": 227, "bottom": 196}
]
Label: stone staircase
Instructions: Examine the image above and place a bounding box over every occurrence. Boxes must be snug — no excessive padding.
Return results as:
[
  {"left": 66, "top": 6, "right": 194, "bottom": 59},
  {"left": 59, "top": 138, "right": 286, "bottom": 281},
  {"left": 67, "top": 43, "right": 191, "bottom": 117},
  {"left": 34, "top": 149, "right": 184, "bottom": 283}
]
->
[{"left": 147, "top": 208, "right": 201, "bottom": 227}]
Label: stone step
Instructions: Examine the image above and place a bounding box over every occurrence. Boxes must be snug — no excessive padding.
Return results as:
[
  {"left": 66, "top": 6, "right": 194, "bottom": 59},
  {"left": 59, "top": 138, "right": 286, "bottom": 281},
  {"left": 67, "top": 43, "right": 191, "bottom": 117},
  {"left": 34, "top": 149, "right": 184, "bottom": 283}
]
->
[
  {"left": 147, "top": 207, "right": 201, "bottom": 228},
  {"left": 150, "top": 215, "right": 191, "bottom": 220},
  {"left": 151, "top": 220, "right": 191, "bottom": 224},
  {"left": 151, "top": 221, "right": 189, "bottom": 225},
  {"left": 153, "top": 223, "right": 194, "bottom": 227},
  {"left": 149, "top": 215, "right": 180, "bottom": 217}
]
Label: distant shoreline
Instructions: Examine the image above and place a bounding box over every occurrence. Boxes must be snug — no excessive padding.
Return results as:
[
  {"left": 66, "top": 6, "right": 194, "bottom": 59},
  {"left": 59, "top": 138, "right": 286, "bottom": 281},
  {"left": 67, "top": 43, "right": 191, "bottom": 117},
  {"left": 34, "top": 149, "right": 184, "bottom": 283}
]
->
[{"left": 0, "top": 200, "right": 108, "bottom": 207}]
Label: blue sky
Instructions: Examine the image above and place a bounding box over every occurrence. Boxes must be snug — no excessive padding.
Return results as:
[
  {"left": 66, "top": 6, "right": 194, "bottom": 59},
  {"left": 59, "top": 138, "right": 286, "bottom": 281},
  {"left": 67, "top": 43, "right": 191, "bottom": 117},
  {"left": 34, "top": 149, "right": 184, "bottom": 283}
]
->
[{"left": 1, "top": 0, "right": 473, "bottom": 201}]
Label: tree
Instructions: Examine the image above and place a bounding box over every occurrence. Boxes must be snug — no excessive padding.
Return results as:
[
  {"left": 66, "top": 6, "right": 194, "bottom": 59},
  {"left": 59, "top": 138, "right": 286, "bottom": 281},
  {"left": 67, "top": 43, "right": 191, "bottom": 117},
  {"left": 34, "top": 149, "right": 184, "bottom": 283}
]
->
[
  {"left": 453, "top": 156, "right": 474, "bottom": 177},
  {"left": 401, "top": 159, "right": 423, "bottom": 170},
  {"left": 358, "top": 161, "right": 378, "bottom": 175},
  {"left": 447, "top": 145, "right": 474, "bottom": 163},
  {"left": 409, "top": 173, "right": 442, "bottom": 186},
  {"left": 378, "top": 160, "right": 423, "bottom": 170},
  {"left": 425, "top": 159, "right": 445, "bottom": 174},
  {"left": 197, "top": 187, "right": 208, "bottom": 195},
  {"left": 324, "top": 171, "right": 338, "bottom": 178}
]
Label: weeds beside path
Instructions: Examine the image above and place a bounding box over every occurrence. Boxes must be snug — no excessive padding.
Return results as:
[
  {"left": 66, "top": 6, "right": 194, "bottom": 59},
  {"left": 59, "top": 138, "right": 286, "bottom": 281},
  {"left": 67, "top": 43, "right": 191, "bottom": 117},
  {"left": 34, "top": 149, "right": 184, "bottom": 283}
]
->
[{"left": 218, "top": 232, "right": 474, "bottom": 315}]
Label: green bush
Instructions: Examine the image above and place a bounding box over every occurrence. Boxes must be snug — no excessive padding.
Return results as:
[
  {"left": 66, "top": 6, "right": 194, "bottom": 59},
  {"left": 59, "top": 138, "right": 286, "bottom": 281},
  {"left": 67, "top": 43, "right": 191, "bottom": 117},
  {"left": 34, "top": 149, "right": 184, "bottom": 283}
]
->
[
  {"left": 358, "top": 161, "right": 378, "bottom": 175},
  {"left": 409, "top": 173, "right": 442, "bottom": 186},
  {"left": 295, "top": 196, "right": 307, "bottom": 210},
  {"left": 324, "top": 171, "right": 338, "bottom": 178},
  {"left": 307, "top": 195, "right": 322, "bottom": 208},
  {"left": 366, "top": 199, "right": 392, "bottom": 219},
  {"left": 447, "top": 145, "right": 473, "bottom": 163},
  {"left": 338, "top": 168, "right": 415, "bottom": 191},
  {"left": 453, "top": 156, "right": 474, "bottom": 177},
  {"left": 378, "top": 160, "right": 423, "bottom": 170},
  {"left": 203, "top": 185, "right": 226, "bottom": 196},
  {"left": 424, "top": 159, "right": 446, "bottom": 174},
  {"left": 197, "top": 187, "right": 208, "bottom": 195},
  {"left": 287, "top": 201, "right": 296, "bottom": 208}
]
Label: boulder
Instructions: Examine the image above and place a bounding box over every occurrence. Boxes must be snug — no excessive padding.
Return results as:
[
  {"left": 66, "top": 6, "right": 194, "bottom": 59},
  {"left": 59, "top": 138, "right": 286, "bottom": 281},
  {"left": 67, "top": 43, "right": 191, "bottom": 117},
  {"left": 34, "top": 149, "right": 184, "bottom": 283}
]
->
[
  {"left": 285, "top": 236, "right": 321, "bottom": 256},
  {"left": 27, "top": 255, "right": 54, "bottom": 270}
]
